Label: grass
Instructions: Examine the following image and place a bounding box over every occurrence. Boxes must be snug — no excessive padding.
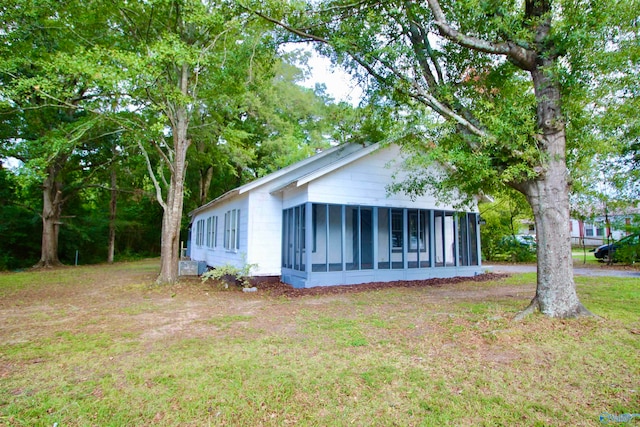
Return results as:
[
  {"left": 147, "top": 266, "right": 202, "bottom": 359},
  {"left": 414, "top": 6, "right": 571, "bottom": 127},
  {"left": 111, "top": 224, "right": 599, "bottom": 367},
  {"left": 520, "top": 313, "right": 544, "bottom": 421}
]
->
[
  {"left": 0, "top": 259, "right": 638, "bottom": 426},
  {"left": 572, "top": 248, "right": 603, "bottom": 266}
]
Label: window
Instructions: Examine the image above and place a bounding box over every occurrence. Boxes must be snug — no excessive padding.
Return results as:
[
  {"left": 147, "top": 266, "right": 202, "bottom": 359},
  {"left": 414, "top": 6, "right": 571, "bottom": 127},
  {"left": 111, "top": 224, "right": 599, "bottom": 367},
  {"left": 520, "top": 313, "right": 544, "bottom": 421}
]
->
[
  {"left": 391, "top": 209, "right": 403, "bottom": 252},
  {"left": 206, "top": 217, "right": 211, "bottom": 247},
  {"left": 224, "top": 209, "right": 240, "bottom": 251},
  {"left": 195, "top": 219, "right": 205, "bottom": 247},
  {"left": 206, "top": 216, "right": 217, "bottom": 248}
]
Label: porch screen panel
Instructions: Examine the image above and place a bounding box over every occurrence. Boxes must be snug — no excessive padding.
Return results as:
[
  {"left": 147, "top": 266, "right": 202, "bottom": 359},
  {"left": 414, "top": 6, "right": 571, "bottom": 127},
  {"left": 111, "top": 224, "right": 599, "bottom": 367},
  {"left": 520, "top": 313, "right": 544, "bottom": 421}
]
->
[
  {"left": 377, "top": 208, "right": 390, "bottom": 269},
  {"left": 346, "top": 206, "right": 359, "bottom": 270},
  {"left": 328, "top": 205, "right": 343, "bottom": 271},
  {"left": 294, "top": 207, "right": 300, "bottom": 270},
  {"left": 292, "top": 206, "right": 306, "bottom": 272},
  {"left": 468, "top": 213, "right": 479, "bottom": 265},
  {"left": 445, "top": 212, "right": 456, "bottom": 266},
  {"left": 434, "top": 211, "right": 444, "bottom": 266},
  {"left": 312, "top": 204, "right": 328, "bottom": 272},
  {"left": 391, "top": 209, "right": 404, "bottom": 269},
  {"left": 458, "top": 213, "right": 469, "bottom": 266},
  {"left": 407, "top": 210, "right": 419, "bottom": 268},
  {"left": 287, "top": 208, "right": 295, "bottom": 268},
  {"left": 299, "top": 205, "right": 306, "bottom": 272},
  {"left": 419, "top": 210, "right": 430, "bottom": 268},
  {"left": 360, "top": 207, "right": 373, "bottom": 270},
  {"left": 281, "top": 210, "right": 288, "bottom": 268}
]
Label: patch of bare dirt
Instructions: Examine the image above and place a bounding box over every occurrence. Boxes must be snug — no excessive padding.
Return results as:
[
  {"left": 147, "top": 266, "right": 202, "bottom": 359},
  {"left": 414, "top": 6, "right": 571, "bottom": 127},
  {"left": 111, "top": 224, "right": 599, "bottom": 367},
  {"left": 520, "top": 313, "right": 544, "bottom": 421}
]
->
[{"left": 1, "top": 262, "right": 520, "bottom": 350}]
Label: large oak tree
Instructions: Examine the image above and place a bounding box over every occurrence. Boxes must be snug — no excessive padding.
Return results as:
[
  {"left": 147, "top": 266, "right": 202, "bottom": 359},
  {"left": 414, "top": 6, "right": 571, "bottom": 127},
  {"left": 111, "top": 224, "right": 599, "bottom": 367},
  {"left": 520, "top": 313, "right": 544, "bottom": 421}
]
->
[
  {"left": 0, "top": 0, "right": 118, "bottom": 267},
  {"left": 253, "top": 0, "right": 637, "bottom": 317},
  {"left": 107, "top": 0, "right": 280, "bottom": 283}
]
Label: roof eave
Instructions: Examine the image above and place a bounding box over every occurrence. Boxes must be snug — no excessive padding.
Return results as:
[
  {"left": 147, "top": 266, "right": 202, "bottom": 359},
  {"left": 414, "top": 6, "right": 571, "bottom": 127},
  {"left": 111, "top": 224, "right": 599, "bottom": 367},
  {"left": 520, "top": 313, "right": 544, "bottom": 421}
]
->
[{"left": 187, "top": 189, "right": 240, "bottom": 218}]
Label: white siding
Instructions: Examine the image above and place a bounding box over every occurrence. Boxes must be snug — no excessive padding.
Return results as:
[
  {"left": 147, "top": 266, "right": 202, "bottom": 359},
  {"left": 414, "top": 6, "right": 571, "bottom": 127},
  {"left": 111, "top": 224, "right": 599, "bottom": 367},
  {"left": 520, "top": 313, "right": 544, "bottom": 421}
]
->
[
  {"left": 190, "top": 195, "right": 250, "bottom": 270},
  {"left": 282, "top": 185, "right": 308, "bottom": 210},
  {"left": 306, "top": 145, "right": 470, "bottom": 211},
  {"left": 246, "top": 190, "right": 284, "bottom": 276}
]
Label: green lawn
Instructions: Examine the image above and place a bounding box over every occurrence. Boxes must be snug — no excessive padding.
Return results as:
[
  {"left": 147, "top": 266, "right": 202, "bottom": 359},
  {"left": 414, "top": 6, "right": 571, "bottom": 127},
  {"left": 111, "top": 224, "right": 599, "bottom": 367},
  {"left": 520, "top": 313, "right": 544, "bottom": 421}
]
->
[
  {"left": 0, "top": 260, "right": 638, "bottom": 426},
  {"left": 572, "top": 248, "right": 602, "bottom": 266}
]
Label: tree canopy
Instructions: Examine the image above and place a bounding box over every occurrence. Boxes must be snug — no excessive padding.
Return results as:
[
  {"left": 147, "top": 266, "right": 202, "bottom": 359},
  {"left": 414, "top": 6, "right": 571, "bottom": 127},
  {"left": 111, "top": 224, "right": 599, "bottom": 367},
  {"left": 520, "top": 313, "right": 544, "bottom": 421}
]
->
[
  {"left": 0, "top": 0, "right": 345, "bottom": 273},
  {"left": 250, "top": 0, "right": 638, "bottom": 317}
]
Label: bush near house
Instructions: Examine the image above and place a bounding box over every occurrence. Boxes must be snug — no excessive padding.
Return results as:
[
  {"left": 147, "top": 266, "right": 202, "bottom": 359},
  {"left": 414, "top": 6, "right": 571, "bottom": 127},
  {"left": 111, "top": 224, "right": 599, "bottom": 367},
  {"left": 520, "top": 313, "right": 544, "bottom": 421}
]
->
[
  {"left": 479, "top": 193, "right": 535, "bottom": 263},
  {"left": 491, "top": 235, "right": 537, "bottom": 263}
]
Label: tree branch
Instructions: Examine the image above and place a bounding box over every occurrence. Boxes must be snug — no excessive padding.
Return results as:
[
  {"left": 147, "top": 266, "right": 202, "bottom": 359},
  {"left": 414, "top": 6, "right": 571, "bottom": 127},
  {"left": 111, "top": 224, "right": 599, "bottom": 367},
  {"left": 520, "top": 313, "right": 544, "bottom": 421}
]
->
[
  {"left": 152, "top": 140, "right": 175, "bottom": 176},
  {"left": 137, "top": 140, "right": 167, "bottom": 210},
  {"left": 82, "top": 183, "right": 155, "bottom": 198},
  {"left": 426, "top": 0, "right": 535, "bottom": 70},
  {"left": 250, "top": 9, "right": 330, "bottom": 45},
  {"left": 249, "top": 2, "right": 488, "bottom": 139},
  {"left": 349, "top": 49, "right": 488, "bottom": 139},
  {"left": 407, "top": 20, "right": 439, "bottom": 89},
  {"left": 410, "top": 88, "right": 487, "bottom": 139}
]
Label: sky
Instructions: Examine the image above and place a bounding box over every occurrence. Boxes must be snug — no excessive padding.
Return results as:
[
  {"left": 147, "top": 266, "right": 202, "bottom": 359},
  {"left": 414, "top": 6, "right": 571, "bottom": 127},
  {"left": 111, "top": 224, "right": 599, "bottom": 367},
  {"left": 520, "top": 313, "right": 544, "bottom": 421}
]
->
[{"left": 283, "top": 44, "right": 364, "bottom": 105}]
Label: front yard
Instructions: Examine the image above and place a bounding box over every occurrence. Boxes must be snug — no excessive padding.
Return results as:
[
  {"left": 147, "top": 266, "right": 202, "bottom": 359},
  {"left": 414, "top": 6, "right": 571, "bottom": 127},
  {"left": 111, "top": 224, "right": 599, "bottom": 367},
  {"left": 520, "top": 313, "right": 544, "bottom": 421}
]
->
[{"left": 0, "top": 259, "right": 638, "bottom": 426}]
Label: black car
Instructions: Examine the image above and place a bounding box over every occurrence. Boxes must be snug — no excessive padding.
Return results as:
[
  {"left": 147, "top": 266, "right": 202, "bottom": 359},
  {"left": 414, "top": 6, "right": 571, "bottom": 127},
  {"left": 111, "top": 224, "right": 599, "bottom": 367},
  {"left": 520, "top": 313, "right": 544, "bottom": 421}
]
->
[{"left": 593, "top": 233, "right": 640, "bottom": 262}]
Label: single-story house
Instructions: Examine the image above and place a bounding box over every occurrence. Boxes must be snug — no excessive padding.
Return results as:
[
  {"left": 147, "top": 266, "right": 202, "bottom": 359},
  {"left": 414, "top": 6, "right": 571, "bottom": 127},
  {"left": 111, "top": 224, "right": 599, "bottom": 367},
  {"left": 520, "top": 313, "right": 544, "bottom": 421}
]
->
[
  {"left": 188, "top": 143, "right": 483, "bottom": 288},
  {"left": 569, "top": 210, "right": 639, "bottom": 246}
]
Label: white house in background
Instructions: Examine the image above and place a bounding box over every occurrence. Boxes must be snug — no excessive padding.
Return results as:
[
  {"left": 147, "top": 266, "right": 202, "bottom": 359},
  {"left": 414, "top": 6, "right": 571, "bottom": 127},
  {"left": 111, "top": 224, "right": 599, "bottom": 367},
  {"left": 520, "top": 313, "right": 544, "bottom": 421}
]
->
[
  {"left": 187, "top": 143, "right": 483, "bottom": 288},
  {"left": 569, "top": 209, "right": 640, "bottom": 246}
]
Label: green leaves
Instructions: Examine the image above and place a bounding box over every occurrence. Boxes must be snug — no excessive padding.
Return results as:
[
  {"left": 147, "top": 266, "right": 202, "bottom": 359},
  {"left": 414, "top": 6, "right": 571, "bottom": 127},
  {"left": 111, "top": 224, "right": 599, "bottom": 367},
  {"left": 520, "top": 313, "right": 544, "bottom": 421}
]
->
[{"left": 268, "top": 0, "right": 636, "bottom": 209}]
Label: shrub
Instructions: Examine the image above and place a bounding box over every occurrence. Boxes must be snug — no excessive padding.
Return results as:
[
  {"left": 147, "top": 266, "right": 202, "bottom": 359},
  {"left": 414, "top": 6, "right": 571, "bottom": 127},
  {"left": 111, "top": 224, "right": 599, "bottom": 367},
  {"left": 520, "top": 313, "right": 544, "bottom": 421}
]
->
[
  {"left": 613, "top": 242, "right": 639, "bottom": 264},
  {"left": 201, "top": 258, "right": 257, "bottom": 289},
  {"left": 493, "top": 236, "right": 537, "bottom": 262}
]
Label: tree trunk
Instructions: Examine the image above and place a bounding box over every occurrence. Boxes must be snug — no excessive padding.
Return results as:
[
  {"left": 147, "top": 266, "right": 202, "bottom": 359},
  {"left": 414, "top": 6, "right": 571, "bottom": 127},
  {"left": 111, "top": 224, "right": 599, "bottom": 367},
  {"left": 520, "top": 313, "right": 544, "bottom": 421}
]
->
[
  {"left": 107, "top": 167, "right": 117, "bottom": 264},
  {"left": 515, "top": 65, "right": 591, "bottom": 318},
  {"left": 157, "top": 131, "right": 188, "bottom": 283},
  {"left": 157, "top": 203, "right": 182, "bottom": 284},
  {"left": 520, "top": 169, "right": 591, "bottom": 318},
  {"left": 35, "top": 165, "right": 64, "bottom": 268},
  {"left": 156, "top": 62, "right": 191, "bottom": 284},
  {"left": 198, "top": 165, "right": 213, "bottom": 206}
]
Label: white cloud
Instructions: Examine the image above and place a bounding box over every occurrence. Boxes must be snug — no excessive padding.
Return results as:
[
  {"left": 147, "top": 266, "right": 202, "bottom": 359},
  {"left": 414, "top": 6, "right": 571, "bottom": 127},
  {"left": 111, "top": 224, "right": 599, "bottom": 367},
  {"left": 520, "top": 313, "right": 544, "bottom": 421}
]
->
[{"left": 280, "top": 43, "right": 363, "bottom": 105}]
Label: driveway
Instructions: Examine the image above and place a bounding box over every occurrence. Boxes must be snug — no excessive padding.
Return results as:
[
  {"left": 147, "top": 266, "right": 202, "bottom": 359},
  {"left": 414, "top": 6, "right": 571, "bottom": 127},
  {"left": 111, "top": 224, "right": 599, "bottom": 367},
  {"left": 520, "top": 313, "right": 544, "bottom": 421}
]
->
[{"left": 486, "top": 263, "right": 640, "bottom": 278}]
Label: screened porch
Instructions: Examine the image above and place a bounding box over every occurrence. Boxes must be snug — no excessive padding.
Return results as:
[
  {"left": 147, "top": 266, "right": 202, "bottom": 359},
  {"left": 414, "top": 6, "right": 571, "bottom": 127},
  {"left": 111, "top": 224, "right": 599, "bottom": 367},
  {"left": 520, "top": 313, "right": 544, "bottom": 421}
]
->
[{"left": 281, "top": 203, "right": 482, "bottom": 288}]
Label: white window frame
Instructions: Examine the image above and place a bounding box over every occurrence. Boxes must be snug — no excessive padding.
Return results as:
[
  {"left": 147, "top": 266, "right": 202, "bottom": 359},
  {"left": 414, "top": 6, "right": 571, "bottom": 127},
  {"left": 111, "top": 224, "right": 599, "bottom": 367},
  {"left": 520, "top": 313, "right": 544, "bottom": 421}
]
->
[
  {"left": 224, "top": 209, "right": 240, "bottom": 251},
  {"left": 195, "top": 219, "right": 205, "bottom": 247},
  {"left": 206, "top": 217, "right": 212, "bottom": 248},
  {"left": 206, "top": 216, "right": 218, "bottom": 249},
  {"left": 585, "top": 226, "right": 594, "bottom": 237}
]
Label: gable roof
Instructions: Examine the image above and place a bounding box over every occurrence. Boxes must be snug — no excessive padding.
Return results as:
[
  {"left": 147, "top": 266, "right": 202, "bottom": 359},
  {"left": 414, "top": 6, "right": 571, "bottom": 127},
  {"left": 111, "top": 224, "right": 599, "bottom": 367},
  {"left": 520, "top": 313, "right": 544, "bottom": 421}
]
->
[{"left": 188, "top": 143, "right": 381, "bottom": 217}]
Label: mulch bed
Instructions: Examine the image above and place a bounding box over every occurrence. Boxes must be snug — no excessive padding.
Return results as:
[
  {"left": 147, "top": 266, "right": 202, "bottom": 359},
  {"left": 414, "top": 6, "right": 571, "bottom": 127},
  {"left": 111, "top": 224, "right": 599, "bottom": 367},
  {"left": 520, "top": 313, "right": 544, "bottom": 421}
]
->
[{"left": 250, "top": 272, "right": 510, "bottom": 298}]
